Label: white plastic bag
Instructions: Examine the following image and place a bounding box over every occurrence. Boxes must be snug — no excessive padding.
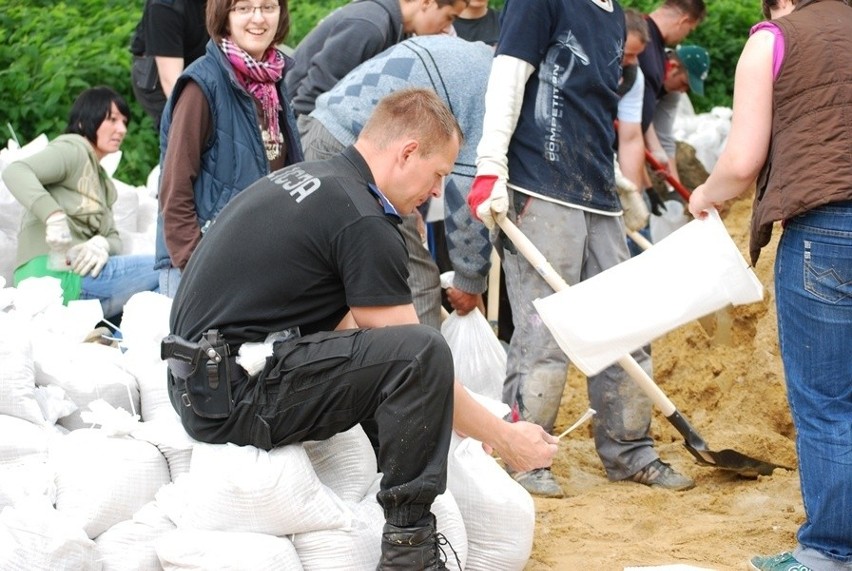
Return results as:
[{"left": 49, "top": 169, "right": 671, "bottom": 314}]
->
[{"left": 440, "top": 308, "right": 505, "bottom": 401}]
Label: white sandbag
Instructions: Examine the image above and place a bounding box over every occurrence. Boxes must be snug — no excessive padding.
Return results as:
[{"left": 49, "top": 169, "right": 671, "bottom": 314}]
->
[
  {"left": 441, "top": 307, "right": 505, "bottom": 401},
  {"left": 13, "top": 275, "right": 64, "bottom": 317},
  {"left": 120, "top": 291, "right": 175, "bottom": 421},
  {"left": 0, "top": 312, "right": 43, "bottom": 424},
  {"left": 137, "top": 192, "right": 159, "bottom": 233},
  {"left": 35, "top": 343, "right": 141, "bottom": 431},
  {"left": 95, "top": 502, "right": 176, "bottom": 571},
  {"left": 112, "top": 178, "right": 140, "bottom": 235},
  {"left": 159, "top": 442, "right": 351, "bottom": 536},
  {"left": 51, "top": 429, "right": 170, "bottom": 539},
  {"left": 129, "top": 356, "right": 177, "bottom": 423},
  {"left": 293, "top": 492, "right": 384, "bottom": 570},
  {"left": 100, "top": 151, "right": 122, "bottom": 178},
  {"left": 649, "top": 199, "right": 689, "bottom": 243},
  {"left": 431, "top": 490, "right": 468, "bottom": 571},
  {"left": 0, "top": 414, "right": 49, "bottom": 465},
  {"left": 34, "top": 385, "right": 79, "bottom": 425},
  {"left": 120, "top": 291, "right": 172, "bottom": 356},
  {"left": 0, "top": 496, "right": 101, "bottom": 571},
  {"left": 303, "top": 424, "right": 376, "bottom": 502},
  {"left": 0, "top": 462, "right": 56, "bottom": 510},
  {"left": 533, "top": 209, "right": 764, "bottom": 376},
  {"left": 0, "top": 230, "right": 17, "bottom": 287},
  {"left": 447, "top": 435, "right": 535, "bottom": 571},
  {"left": 146, "top": 165, "right": 161, "bottom": 199},
  {"left": 132, "top": 417, "right": 197, "bottom": 481},
  {"left": 156, "top": 529, "right": 302, "bottom": 571},
  {"left": 32, "top": 300, "right": 105, "bottom": 346}
]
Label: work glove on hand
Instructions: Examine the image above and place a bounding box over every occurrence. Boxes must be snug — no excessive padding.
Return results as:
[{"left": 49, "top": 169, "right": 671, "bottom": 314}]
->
[
  {"left": 614, "top": 160, "right": 649, "bottom": 232},
  {"left": 645, "top": 187, "right": 668, "bottom": 217},
  {"left": 68, "top": 236, "right": 110, "bottom": 278},
  {"left": 468, "top": 174, "right": 508, "bottom": 230},
  {"left": 45, "top": 211, "right": 72, "bottom": 249}
]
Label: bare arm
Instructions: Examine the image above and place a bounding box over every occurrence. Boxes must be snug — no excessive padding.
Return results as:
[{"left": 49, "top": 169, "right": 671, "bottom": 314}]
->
[
  {"left": 453, "top": 383, "right": 558, "bottom": 472},
  {"left": 349, "top": 304, "right": 559, "bottom": 472},
  {"left": 617, "top": 120, "right": 645, "bottom": 189},
  {"left": 689, "top": 31, "right": 774, "bottom": 219},
  {"left": 155, "top": 56, "right": 185, "bottom": 98}
]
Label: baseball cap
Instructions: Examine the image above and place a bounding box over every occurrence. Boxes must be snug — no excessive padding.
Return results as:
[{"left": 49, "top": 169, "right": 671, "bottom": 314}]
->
[{"left": 675, "top": 45, "right": 709, "bottom": 96}]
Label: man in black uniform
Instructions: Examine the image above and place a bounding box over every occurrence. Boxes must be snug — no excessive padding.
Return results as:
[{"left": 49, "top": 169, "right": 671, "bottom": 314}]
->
[{"left": 165, "top": 88, "right": 557, "bottom": 569}]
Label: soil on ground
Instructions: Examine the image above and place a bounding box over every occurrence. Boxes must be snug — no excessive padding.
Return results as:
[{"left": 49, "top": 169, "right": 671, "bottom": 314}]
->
[{"left": 527, "top": 176, "right": 800, "bottom": 570}]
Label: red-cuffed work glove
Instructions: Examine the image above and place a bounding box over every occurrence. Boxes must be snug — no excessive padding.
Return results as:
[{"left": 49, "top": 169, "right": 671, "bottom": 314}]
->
[{"left": 468, "top": 175, "right": 508, "bottom": 230}]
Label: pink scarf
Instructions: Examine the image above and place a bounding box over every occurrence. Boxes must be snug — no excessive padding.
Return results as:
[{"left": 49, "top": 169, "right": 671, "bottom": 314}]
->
[{"left": 221, "top": 37, "right": 286, "bottom": 155}]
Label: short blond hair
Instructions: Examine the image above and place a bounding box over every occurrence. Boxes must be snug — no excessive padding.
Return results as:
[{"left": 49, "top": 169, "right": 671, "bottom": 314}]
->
[{"left": 359, "top": 88, "right": 463, "bottom": 157}]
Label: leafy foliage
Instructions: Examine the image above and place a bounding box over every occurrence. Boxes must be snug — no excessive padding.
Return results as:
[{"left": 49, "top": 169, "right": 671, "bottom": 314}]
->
[
  {"left": 615, "top": 0, "right": 763, "bottom": 112},
  {"left": 0, "top": 1, "right": 156, "bottom": 184},
  {"left": 0, "top": 0, "right": 762, "bottom": 185}
]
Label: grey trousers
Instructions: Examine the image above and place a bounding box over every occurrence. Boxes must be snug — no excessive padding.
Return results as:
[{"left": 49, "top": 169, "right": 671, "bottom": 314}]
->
[
  {"left": 500, "top": 193, "right": 657, "bottom": 480},
  {"left": 300, "top": 116, "right": 442, "bottom": 329}
]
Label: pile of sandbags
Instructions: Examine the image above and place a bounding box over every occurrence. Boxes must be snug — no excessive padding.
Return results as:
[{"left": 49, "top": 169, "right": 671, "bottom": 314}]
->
[
  {"left": 0, "top": 285, "right": 536, "bottom": 570},
  {"left": 670, "top": 95, "right": 732, "bottom": 173}
]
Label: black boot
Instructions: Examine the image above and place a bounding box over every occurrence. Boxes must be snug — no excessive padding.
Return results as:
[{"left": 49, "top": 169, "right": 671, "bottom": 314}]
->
[{"left": 377, "top": 515, "right": 454, "bottom": 570}]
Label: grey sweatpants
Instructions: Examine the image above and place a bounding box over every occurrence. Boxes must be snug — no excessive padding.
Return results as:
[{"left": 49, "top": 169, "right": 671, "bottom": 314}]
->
[
  {"left": 500, "top": 193, "right": 658, "bottom": 480},
  {"left": 300, "top": 116, "right": 442, "bottom": 329}
]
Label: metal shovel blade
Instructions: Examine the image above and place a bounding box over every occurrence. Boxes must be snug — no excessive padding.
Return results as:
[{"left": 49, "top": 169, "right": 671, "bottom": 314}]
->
[{"left": 667, "top": 410, "right": 791, "bottom": 477}]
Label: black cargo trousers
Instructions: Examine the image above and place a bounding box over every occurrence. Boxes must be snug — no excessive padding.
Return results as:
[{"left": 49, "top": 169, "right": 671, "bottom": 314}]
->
[{"left": 168, "top": 323, "right": 455, "bottom": 528}]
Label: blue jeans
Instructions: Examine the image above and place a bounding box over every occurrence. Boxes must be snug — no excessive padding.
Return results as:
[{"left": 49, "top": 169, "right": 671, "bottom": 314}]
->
[
  {"left": 79, "top": 254, "right": 159, "bottom": 320},
  {"left": 159, "top": 267, "right": 182, "bottom": 299},
  {"left": 775, "top": 201, "right": 852, "bottom": 567}
]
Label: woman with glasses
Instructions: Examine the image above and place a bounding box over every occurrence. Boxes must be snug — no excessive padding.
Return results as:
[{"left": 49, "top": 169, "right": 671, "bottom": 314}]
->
[{"left": 156, "top": 0, "right": 303, "bottom": 297}]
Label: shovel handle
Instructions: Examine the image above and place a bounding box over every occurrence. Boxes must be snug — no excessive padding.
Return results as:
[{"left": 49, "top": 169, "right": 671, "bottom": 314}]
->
[
  {"left": 497, "top": 217, "right": 678, "bottom": 417},
  {"left": 497, "top": 216, "right": 570, "bottom": 293},
  {"left": 644, "top": 149, "right": 692, "bottom": 202},
  {"left": 626, "top": 230, "right": 653, "bottom": 251}
]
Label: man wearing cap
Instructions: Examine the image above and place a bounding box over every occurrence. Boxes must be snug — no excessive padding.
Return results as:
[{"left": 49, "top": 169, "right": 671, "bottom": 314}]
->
[
  {"left": 646, "top": 44, "right": 710, "bottom": 187},
  {"left": 636, "top": 0, "right": 707, "bottom": 216}
]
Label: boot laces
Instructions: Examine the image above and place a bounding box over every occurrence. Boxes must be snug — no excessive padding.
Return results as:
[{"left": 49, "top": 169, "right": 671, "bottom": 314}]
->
[{"left": 436, "top": 532, "right": 462, "bottom": 569}]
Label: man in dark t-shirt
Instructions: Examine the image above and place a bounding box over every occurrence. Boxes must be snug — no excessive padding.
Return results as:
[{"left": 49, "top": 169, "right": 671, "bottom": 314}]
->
[
  {"left": 637, "top": 0, "right": 705, "bottom": 132},
  {"left": 452, "top": 0, "right": 501, "bottom": 46},
  {"left": 167, "top": 89, "right": 557, "bottom": 569},
  {"left": 130, "top": 0, "right": 208, "bottom": 128}
]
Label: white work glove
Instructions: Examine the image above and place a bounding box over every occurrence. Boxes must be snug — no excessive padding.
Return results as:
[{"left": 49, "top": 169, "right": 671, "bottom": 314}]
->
[
  {"left": 614, "top": 159, "right": 649, "bottom": 232},
  {"left": 45, "top": 211, "right": 72, "bottom": 249},
  {"left": 472, "top": 55, "right": 535, "bottom": 230},
  {"left": 68, "top": 236, "right": 110, "bottom": 278}
]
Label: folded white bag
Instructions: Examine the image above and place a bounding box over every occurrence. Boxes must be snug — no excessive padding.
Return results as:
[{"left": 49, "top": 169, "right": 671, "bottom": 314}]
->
[{"left": 533, "top": 209, "right": 763, "bottom": 376}]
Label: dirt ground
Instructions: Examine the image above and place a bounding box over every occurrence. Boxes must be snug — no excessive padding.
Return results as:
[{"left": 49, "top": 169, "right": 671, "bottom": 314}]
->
[{"left": 526, "top": 187, "right": 801, "bottom": 570}]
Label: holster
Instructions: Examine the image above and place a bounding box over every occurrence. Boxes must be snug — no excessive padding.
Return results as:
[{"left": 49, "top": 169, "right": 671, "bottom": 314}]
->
[{"left": 162, "top": 329, "right": 234, "bottom": 419}]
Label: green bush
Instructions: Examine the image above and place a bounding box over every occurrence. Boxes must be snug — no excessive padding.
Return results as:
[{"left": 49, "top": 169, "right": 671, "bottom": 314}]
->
[{"left": 0, "top": 1, "right": 157, "bottom": 185}]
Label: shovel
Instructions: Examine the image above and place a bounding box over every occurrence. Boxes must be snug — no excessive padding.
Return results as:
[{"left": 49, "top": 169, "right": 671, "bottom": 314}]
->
[
  {"left": 497, "top": 216, "right": 789, "bottom": 477},
  {"left": 644, "top": 149, "right": 692, "bottom": 202}
]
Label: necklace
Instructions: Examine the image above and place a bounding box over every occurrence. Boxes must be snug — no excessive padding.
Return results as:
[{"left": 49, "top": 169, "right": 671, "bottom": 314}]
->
[{"left": 262, "top": 128, "right": 283, "bottom": 161}]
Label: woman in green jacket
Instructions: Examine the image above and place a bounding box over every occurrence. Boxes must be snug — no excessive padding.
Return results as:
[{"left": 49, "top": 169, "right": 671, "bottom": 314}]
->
[{"left": 3, "top": 86, "right": 158, "bottom": 320}]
